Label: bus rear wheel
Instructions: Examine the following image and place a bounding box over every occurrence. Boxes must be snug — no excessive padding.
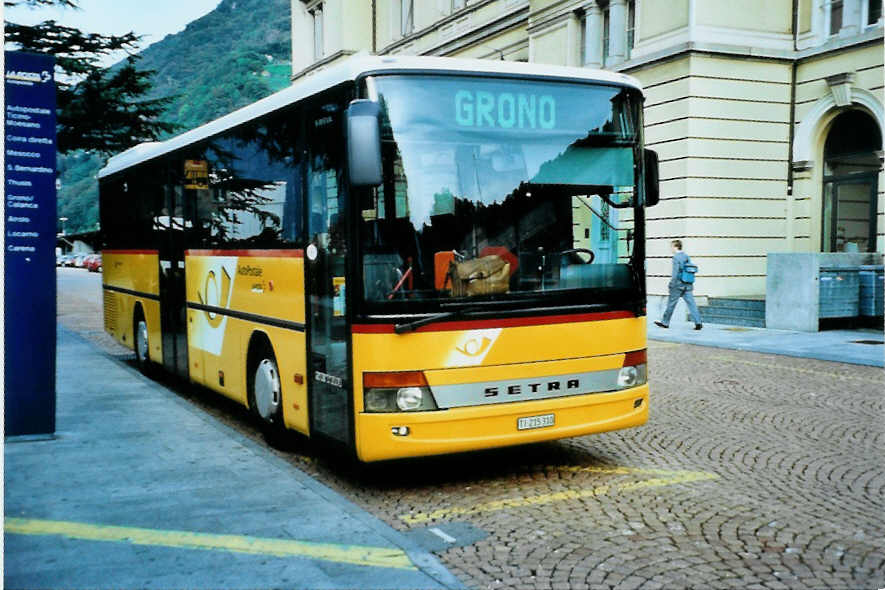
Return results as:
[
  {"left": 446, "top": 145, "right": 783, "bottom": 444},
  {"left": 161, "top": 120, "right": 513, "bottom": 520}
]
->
[
  {"left": 134, "top": 309, "right": 152, "bottom": 376},
  {"left": 248, "top": 343, "right": 287, "bottom": 447}
]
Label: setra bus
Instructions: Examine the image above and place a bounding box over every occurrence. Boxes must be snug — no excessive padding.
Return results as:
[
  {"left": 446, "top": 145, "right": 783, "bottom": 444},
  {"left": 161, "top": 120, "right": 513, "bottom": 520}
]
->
[{"left": 99, "top": 56, "right": 660, "bottom": 462}]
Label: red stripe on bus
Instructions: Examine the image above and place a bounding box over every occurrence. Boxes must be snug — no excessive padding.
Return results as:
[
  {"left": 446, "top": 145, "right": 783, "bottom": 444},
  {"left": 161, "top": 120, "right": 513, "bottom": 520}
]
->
[
  {"left": 102, "top": 249, "right": 159, "bottom": 255},
  {"left": 352, "top": 311, "right": 635, "bottom": 333},
  {"left": 185, "top": 249, "right": 305, "bottom": 258}
]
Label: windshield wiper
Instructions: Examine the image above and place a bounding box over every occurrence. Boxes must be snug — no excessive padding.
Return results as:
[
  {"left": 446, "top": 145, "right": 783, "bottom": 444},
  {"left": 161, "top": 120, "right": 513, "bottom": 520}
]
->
[
  {"left": 394, "top": 306, "right": 481, "bottom": 334},
  {"left": 523, "top": 183, "right": 633, "bottom": 209}
]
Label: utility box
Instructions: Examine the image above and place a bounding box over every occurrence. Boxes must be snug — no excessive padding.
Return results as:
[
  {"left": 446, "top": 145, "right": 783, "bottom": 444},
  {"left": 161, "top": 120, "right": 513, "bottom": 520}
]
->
[
  {"left": 859, "top": 265, "right": 885, "bottom": 317},
  {"left": 818, "top": 267, "right": 860, "bottom": 318},
  {"left": 766, "top": 253, "right": 883, "bottom": 332}
]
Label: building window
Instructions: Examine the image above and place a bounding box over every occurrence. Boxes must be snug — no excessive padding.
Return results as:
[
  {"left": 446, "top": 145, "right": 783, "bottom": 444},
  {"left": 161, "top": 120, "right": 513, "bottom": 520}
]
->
[
  {"left": 401, "top": 0, "right": 414, "bottom": 36},
  {"left": 452, "top": 0, "right": 466, "bottom": 11},
  {"left": 310, "top": 4, "right": 323, "bottom": 60},
  {"left": 869, "top": 0, "right": 883, "bottom": 23},
  {"left": 830, "top": 0, "right": 844, "bottom": 35},
  {"left": 626, "top": 0, "right": 635, "bottom": 59}
]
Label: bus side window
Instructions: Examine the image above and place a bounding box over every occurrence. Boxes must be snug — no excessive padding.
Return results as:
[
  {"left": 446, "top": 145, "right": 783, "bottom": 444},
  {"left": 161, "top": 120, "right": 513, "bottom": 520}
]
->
[
  {"left": 136, "top": 164, "right": 168, "bottom": 251},
  {"left": 309, "top": 155, "right": 340, "bottom": 246},
  {"left": 199, "top": 114, "right": 303, "bottom": 249},
  {"left": 307, "top": 98, "right": 346, "bottom": 250},
  {"left": 100, "top": 176, "right": 137, "bottom": 249}
]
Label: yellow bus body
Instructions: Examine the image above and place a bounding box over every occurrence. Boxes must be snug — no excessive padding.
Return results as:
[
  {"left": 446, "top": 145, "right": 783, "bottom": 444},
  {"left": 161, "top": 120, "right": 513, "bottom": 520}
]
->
[
  {"left": 104, "top": 249, "right": 648, "bottom": 462},
  {"left": 102, "top": 251, "right": 163, "bottom": 364},
  {"left": 184, "top": 251, "right": 310, "bottom": 435}
]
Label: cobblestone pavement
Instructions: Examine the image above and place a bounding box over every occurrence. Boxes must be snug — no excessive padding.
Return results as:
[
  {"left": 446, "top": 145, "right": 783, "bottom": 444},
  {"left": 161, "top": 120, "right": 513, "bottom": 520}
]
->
[{"left": 60, "top": 269, "right": 885, "bottom": 589}]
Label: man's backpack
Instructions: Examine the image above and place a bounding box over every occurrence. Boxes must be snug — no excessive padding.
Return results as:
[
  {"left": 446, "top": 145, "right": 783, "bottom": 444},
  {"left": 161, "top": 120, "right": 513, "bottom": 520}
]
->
[{"left": 680, "top": 259, "right": 698, "bottom": 284}]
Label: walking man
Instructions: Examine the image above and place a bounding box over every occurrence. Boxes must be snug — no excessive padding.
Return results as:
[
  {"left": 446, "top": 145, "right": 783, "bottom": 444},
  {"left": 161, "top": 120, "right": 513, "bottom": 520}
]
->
[{"left": 655, "top": 239, "right": 702, "bottom": 330}]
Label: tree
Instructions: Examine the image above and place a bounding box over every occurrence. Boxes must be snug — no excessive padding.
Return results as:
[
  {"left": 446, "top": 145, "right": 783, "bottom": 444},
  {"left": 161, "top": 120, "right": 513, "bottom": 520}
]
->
[{"left": 4, "top": 0, "right": 178, "bottom": 154}]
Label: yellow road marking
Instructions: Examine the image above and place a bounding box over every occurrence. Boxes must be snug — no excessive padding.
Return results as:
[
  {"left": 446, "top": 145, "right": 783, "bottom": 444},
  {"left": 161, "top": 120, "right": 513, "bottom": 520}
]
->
[
  {"left": 4, "top": 518, "right": 416, "bottom": 570},
  {"left": 546, "top": 464, "right": 693, "bottom": 476},
  {"left": 710, "top": 356, "right": 885, "bottom": 383},
  {"left": 399, "top": 467, "right": 718, "bottom": 525}
]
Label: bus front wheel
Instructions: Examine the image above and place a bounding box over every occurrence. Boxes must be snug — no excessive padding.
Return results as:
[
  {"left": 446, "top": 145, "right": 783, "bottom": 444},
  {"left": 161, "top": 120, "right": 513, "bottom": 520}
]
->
[{"left": 248, "top": 342, "right": 287, "bottom": 447}]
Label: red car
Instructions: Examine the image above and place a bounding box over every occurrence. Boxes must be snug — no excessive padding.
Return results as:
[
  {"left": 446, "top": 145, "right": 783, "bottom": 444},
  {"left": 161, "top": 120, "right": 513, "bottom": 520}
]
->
[{"left": 85, "top": 254, "right": 102, "bottom": 272}]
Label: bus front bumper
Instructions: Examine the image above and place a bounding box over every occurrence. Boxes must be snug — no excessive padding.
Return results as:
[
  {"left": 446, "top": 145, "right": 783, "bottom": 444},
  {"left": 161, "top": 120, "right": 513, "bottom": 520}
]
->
[{"left": 355, "top": 384, "right": 648, "bottom": 462}]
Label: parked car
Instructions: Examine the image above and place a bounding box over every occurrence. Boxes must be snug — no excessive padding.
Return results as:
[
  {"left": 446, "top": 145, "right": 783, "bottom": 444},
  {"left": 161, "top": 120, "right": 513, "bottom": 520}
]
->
[
  {"left": 86, "top": 254, "right": 102, "bottom": 272},
  {"left": 61, "top": 254, "right": 77, "bottom": 267},
  {"left": 73, "top": 254, "right": 89, "bottom": 268}
]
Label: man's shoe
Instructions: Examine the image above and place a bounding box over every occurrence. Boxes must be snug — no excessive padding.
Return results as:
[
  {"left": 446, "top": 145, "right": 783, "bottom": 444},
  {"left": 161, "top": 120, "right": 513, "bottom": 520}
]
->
[
  {"left": 694, "top": 323, "right": 703, "bottom": 330},
  {"left": 654, "top": 321, "right": 668, "bottom": 329}
]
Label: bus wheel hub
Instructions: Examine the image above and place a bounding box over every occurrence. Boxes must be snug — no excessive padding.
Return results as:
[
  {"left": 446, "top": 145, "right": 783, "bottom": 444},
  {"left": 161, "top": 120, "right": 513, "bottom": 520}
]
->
[
  {"left": 254, "top": 359, "right": 280, "bottom": 420},
  {"left": 136, "top": 321, "right": 149, "bottom": 362}
]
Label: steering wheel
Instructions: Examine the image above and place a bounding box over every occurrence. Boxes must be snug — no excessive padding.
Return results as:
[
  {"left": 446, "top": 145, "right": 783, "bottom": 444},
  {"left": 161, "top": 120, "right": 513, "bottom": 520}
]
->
[{"left": 560, "top": 248, "right": 595, "bottom": 264}]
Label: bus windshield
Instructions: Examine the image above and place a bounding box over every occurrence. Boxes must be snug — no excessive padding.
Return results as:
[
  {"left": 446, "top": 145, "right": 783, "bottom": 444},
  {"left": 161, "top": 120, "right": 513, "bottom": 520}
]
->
[{"left": 359, "top": 75, "right": 643, "bottom": 314}]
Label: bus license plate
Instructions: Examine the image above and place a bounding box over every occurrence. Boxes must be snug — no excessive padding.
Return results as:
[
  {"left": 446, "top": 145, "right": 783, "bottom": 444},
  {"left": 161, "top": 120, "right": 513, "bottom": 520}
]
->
[{"left": 517, "top": 413, "right": 554, "bottom": 431}]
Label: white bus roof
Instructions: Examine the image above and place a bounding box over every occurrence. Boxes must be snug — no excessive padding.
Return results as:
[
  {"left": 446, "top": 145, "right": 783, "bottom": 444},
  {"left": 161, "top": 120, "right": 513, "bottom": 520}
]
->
[{"left": 99, "top": 55, "right": 643, "bottom": 179}]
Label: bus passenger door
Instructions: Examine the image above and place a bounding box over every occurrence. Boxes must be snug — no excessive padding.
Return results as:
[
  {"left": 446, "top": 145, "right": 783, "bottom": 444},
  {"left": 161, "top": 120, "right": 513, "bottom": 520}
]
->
[
  {"left": 306, "top": 100, "right": 351, "bottom": 445},
  {"left": 159, "top": 184, "right": 189, "bottom": 378}
]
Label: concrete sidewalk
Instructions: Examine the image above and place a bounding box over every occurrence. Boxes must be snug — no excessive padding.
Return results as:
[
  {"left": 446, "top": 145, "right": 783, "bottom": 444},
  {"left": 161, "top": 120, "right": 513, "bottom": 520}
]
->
[
  {"left": 4, "top": 327, "right": 463, "bottom": 589},
  {"left": 649, "top": 321, "right": 884, "bottom": 367}
]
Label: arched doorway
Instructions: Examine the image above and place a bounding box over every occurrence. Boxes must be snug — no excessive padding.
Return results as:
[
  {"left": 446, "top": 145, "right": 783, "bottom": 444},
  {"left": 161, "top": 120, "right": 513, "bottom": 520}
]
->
[{"left": 821, "top": 109, "right": 881, "bottom": 252}]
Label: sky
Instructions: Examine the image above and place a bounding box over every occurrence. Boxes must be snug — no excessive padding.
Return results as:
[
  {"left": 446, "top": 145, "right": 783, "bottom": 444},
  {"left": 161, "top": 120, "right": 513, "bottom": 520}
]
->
[{"left": 5, "top": 0, "right": 223, "bottom": 66}]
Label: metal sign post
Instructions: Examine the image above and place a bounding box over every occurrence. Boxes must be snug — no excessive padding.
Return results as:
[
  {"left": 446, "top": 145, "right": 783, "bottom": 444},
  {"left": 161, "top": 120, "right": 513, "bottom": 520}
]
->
[{"left": 4, "top": 51, "right": 58, "bottom": 438}]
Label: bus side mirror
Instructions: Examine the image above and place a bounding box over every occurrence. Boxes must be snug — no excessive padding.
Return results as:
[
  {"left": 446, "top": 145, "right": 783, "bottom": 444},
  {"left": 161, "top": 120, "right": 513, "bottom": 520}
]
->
[
  {"left": 643, "top": 149, "right": 660, "bottom": 207},
  {"left": 346, "top": 99, "right": 383, "bottom": 188}
]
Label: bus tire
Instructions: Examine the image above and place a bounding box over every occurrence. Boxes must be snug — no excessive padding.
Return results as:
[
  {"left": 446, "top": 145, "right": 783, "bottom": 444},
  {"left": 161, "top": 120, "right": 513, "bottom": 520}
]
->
[
  {"left": 133, "top": 306, "right": 152, "bottom": 376},
  {"left": 247, "top": 339, "right": 287, "bottom": 447}
]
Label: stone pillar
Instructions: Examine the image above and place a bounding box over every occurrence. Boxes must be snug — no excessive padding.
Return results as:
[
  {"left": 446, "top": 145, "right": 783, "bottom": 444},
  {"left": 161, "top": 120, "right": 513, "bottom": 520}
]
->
[
  {"left": 584, "top": 2, "right": 603, "bottom": 68},
  {"left": 811, "top": 0, "right": 827, "bottom": 45},
  {"left": 566, "top": 12, "right": 582, "bottom": 66},
  {"left": 608, "top": 0, "right": 628, "bottom": 65}
]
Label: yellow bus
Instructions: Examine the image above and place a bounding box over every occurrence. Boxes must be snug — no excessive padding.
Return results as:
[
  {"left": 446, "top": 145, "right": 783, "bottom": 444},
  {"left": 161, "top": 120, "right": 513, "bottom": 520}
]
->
[{"left": 99, "top": 56, "right": 660, "bottom": 462}]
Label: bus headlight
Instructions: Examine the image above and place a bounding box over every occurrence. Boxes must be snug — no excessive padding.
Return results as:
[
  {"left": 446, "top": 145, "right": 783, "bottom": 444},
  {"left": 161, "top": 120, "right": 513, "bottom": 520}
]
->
[
  {"left": 365, "top": 389, "right": 393, "bottom": 412},
  {"left": 617, "top": 349, "right": 648, "bottom": 389},
  {"left": 363, "top": 387, "right": 439, "bottom": 412},
  {"left": 396, "top": 387, "right": 424, "bottom": 410},
  {"left": 617, "top": 364, "right": 647, "bottom": 388},
  {"left": 363, "top": 371, "right": 439, "bottom": 413}
]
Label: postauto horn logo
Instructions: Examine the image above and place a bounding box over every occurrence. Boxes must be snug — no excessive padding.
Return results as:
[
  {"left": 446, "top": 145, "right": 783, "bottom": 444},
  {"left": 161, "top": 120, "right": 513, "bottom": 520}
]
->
[
  {"left": 198, "top": 267, "right": 232, "bottom": 328},
  {"left": 455, "top": 336, "right": 492, "bottom": 357},
  {"left": 5, "top": 69, "right": 52, "bottom": 84}
]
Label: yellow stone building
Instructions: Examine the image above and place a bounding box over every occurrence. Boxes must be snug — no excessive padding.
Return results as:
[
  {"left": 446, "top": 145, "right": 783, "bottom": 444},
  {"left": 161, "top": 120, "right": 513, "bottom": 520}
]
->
[{"left": 291, "top": 0, "right": 883, "bottom": 321}]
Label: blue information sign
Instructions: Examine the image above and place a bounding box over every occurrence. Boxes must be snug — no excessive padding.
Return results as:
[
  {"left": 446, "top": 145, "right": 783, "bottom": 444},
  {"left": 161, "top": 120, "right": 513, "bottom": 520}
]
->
[{"left": 4, "top": 51, "right": 57, "bottom": 437}]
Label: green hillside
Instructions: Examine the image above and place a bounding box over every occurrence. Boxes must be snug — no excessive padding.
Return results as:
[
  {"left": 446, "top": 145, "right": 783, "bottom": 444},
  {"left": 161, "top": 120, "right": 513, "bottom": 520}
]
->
[
  {"left": 57, "top": 151, "right": 103, "bottom": 234},
  {"left": 58, "top": 0, "right": 292, "bottom": 235},
  {"left": 135, "top": 0, "right": 291, "bottom": 132}
]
